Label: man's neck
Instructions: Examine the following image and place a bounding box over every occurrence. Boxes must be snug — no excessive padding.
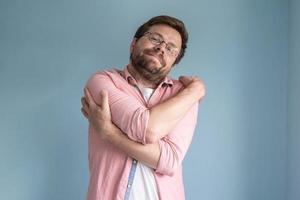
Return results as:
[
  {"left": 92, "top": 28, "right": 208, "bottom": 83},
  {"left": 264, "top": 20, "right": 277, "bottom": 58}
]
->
[{"left": 127, "top": 64, "right": 158, "bottom": 89}]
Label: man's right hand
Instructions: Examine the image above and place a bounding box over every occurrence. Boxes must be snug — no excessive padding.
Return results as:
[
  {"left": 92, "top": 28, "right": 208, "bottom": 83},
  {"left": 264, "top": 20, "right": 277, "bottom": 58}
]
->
[
  {"left": 81, "top": 88, "right": 113, "bottom": 140},
  {"left": 179, "top": 75, "right": 206, "bottom": 100}
]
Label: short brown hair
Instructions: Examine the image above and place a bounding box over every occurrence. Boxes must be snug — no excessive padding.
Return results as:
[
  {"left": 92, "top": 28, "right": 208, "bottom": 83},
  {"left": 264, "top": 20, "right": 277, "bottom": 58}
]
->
[{"left": 134, "top": 15, "right": 188, "bottom": 64}]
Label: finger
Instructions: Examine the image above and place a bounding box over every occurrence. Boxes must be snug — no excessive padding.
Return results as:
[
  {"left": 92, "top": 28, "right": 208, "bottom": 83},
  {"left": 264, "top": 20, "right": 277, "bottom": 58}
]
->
[
  {"left": 179, "top": 75, "right": 187, "bottom": 80},
  {"left": 84, "top": 87, "right": 96, "bottom": 107},
  {"left": 99, "top": 90, "right": 109, "bottom": 111},
  {"left": 81, "top": 98, "right": 90, "bottom": 116},
  {"left": 81, "top": 107, "right": 89, "bottom": 119},
  {"left": 179, "top": 76, "right": 192, "bottom": 85},
  {"left": 179, "top": 75, "right": 192, "bottom": 81},
  {"left": 178, "top": 76, "right": 185, "bottom": 83},
  {"left": 81, "top": 97, "right": 89, "bottom": 109}
]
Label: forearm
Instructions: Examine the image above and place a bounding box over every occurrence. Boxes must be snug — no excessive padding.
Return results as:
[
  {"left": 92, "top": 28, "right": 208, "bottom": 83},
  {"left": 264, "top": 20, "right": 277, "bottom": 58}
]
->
[
  {"left": 147, "top": 86, "right": 201, "bottom": 143},
  {"left": 86, "top": 72, "right": 204, "bottom": 144},
  {"left": 104, "top": 123, "right": 161, "bottom": 169}
]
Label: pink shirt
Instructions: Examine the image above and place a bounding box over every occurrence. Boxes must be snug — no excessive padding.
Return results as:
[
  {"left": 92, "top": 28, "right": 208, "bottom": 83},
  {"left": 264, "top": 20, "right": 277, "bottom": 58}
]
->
[{"left": 86, "top": 66, "right": 199, "bottom": 200}]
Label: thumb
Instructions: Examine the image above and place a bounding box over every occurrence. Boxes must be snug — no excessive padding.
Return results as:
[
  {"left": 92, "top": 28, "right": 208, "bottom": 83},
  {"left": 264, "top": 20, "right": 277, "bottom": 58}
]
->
[
  {"left": 99, "top": 90, "right": 109, "bottom": 110},
  {"left": 179, "top": 75, "right": 191, "bottom": 86}
]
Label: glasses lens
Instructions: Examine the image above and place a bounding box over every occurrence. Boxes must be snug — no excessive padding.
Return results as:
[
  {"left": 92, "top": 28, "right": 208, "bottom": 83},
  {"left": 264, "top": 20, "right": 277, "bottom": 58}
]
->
[{"left": 149, "top": 33, "right": 162, "bottom": 44}]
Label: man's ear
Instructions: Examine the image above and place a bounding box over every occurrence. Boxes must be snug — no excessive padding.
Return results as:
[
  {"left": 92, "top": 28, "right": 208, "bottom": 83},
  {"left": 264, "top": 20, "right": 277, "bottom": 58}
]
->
[{"left": 130, "top": 38, "right": 137, "bottom": 53}]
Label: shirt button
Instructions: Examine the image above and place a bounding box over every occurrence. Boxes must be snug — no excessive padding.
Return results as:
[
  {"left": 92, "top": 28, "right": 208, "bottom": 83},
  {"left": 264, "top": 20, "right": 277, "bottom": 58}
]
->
[
  {"left": 127, "top": 184, "right": 131, "bottom": 188},
  {"left": 133, "top": 160, "right": 137, "bottom": 164}
]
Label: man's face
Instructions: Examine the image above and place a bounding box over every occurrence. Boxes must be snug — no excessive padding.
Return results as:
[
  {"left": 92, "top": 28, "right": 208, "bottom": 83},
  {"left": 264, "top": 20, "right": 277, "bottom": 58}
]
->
[{"left": 130, "top": 24, "right": 182, "bottom": 83}]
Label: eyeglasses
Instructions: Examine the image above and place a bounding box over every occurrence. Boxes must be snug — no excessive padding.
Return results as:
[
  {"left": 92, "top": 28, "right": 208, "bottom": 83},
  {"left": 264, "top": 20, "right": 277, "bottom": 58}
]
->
[{"left": 143, "top": 32, "right": 180, "bottom": 57}]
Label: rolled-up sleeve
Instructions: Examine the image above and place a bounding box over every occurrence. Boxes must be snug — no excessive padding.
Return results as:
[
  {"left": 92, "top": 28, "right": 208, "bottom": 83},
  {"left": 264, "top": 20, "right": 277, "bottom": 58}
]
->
[
  {"left": 86, "top": 71, "right": 149, "bottom": 144},
  {"left": 155, "top": 102, "right": 199, "bottom": 176}
]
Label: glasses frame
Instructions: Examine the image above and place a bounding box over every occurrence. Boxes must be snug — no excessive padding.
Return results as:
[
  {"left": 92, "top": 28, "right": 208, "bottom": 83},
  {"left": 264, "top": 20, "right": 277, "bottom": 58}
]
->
[{"left": 143, "top": 32, "right": 179, "bottom": 57}]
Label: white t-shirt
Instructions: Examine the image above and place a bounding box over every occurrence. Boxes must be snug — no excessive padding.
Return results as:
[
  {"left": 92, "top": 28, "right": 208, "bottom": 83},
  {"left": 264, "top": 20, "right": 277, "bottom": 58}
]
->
[{"left": 129, "top": 86, "right": 159, "bottom": 200}]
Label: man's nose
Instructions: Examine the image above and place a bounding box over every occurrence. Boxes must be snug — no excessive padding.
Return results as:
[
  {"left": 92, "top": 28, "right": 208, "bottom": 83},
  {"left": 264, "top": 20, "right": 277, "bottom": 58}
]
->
[{"left": 154, "top": 42, "right": 167, "bottom": 54}]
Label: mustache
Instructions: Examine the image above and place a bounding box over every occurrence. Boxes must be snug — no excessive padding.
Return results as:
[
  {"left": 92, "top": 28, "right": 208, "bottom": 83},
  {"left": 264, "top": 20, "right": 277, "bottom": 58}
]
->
[{"left": 143, "top": 49, "right": 166, "bottom": 66}]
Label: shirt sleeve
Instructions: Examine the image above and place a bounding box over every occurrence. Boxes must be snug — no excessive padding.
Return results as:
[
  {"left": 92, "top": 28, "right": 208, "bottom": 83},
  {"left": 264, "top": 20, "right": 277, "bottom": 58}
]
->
[
  {"left": 155, "top": 102, "right": 199, "bottom": 176},
  {"left": 85, "top": 71, "right": 150, "bottom": 144}
]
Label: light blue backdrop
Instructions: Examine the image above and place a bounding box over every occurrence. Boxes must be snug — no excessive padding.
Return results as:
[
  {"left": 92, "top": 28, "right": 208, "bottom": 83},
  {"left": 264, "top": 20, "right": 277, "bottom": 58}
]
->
[
  {"left": 288, "top": 0, "right": 300, "bottom": 200},
  {"left": 0, "top": 0, "right": 296, "bottom": 200}
]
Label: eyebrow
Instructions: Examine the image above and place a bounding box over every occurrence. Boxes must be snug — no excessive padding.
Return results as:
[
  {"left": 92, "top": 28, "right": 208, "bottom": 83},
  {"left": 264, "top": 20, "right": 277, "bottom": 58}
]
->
[{"left": 152, "top": 32, "right": 178, "bottom": 48}]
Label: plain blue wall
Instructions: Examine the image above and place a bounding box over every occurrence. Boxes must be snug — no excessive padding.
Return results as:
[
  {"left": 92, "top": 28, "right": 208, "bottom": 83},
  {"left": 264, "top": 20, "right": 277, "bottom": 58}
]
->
[
  {"left": 288, "top": 0, "right": 300, "bottom": 200},
  {"left": 0, "top": 0, "right": 290, "bottom": 200}
]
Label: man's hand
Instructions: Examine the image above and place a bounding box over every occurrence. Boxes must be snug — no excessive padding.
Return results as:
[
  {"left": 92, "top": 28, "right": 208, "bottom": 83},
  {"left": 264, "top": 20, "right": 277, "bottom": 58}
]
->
[
  {"left": 81, "top": 87, "right": 161, "bottom": 169},
  {"left": 179, "top": 75, "right": 206, "bottom": 100},
  {"left": 81, "top": 88, "right": 112, "bottom": 140}
]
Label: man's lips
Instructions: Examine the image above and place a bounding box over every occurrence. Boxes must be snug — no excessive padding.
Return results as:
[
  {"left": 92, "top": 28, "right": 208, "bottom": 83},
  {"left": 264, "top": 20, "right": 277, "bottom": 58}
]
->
[
  {"left": 147, "top": 53, "right": 160, "bottom": 61},
  {"left": 145, "top": 51, "right": 164, "bottom": 65}
]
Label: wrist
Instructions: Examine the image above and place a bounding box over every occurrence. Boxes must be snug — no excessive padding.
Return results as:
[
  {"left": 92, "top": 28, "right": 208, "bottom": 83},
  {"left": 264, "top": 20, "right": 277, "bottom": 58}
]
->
[
  {"left": 101, "top": 122, "right": 113, "bottom": 140},
  {"left": 93, "top": 121, "right": 112, "bottom": 141},
  {"left": 182, "top": 86, "right": 202, "bottom": 101},
  {"left": 101, "top": 122, "right": 122, "bottom": 145}
]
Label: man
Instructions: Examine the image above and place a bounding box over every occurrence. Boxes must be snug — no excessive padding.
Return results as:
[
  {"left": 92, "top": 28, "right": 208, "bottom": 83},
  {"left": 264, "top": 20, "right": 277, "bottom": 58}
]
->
[{"left": 81, "top": 15, "right": 205, "bottom": 200}]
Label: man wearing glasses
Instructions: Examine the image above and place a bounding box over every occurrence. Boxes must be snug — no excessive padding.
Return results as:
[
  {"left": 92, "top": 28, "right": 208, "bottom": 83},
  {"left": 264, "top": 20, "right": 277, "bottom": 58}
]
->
[{"left": 81, "top": 15, "right": 205, "bottom": 200}]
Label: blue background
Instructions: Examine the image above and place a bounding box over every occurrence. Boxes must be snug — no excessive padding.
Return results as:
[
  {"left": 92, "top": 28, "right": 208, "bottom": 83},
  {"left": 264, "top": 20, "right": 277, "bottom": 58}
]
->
[{"left": 0, "top": 0, "right": 298, "bottom": 200}]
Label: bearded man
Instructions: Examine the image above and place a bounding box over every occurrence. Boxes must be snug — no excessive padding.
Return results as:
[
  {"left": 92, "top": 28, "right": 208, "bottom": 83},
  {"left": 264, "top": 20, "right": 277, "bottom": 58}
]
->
[{"left": 81, "top": 15, "right": 205, "bottom": 200}]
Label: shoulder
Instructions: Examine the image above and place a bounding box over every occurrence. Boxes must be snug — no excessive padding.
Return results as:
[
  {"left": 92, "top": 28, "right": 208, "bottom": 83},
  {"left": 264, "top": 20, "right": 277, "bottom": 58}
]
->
[
  {"left": 85, "top": 67, "right": 124, "bottom": 102},
  {"left": 90, "top": 67, "right": 122, "bottom": 79},
  {"left": 85, "top": 67, "right": 125, "bottom": 89},
  {"left": 86, "top": 67, "right": 124, "bottom": 84}
]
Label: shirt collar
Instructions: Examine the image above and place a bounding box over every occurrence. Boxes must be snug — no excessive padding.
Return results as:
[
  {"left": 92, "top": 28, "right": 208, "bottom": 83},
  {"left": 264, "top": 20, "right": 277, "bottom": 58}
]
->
[{"left": 122, "top": 65, "right": 173, "bottom": 88}]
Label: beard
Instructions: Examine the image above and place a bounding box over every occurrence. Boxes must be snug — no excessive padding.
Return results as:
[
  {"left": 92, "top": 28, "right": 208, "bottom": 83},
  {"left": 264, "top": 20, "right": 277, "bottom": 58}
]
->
[{"left": 130, "top": 48, "right": 170, "bottom": 84}]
